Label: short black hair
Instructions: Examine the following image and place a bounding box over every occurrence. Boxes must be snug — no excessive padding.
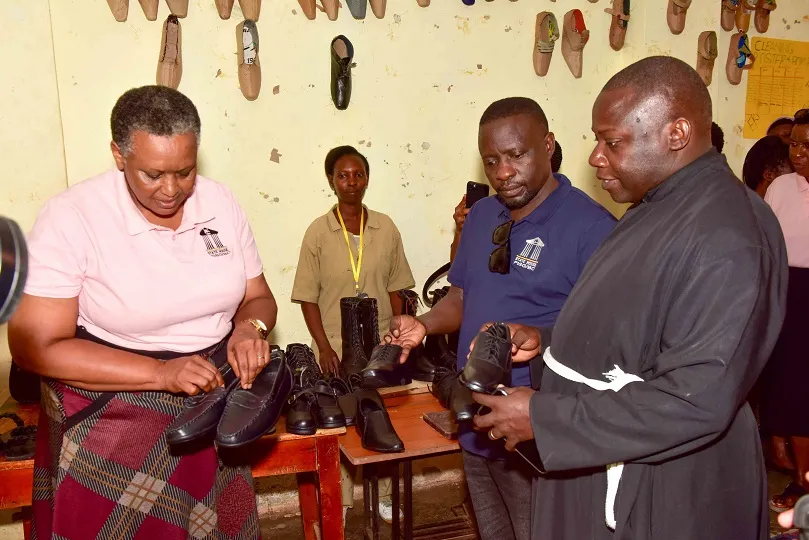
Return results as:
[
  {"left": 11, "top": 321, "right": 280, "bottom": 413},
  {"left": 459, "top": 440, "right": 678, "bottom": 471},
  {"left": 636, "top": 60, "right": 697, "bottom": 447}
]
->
[
  {"left": 551, "top": 141, "right": 563, "bottom": 173},
  {"left": 602, "top": 56, "right": 712, "bottom": 132},
  {"left": 324, "top": 145, "right": 370, "bottom": 177},
  {"left": 711, "top": 122, "right": 725, "bottom": 153},
  {"left": 767, "top": 117, "right": 794, "bottom": 133},
  {"left": 742, "top": 135, "right": 791, "bottom": 191},
  {"left": 479, "top": 97, "right": 549, "bottom": 132},
  {"left": 795, "top": 108, "right": 809, "bottom": 126},
  {"left": 111, "top": 85, "right": 201, "bottom": 155}
]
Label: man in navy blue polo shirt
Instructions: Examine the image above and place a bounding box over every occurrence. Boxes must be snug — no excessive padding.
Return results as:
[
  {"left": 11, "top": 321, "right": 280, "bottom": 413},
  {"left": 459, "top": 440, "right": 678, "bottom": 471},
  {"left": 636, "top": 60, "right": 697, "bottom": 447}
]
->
[{"left": 386, "top": 97, "right": 616, "bottom": 540}]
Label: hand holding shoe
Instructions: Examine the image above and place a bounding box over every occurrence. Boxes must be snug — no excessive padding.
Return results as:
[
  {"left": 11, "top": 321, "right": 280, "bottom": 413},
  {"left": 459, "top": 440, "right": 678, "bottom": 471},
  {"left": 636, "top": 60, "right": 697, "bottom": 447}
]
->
[
  {"left": 319, "top": 346, "right": 341, "bottom": 376},
  {"left": 470, "top": 322, "right": 542, "bottom": 363},
  {"left": 472, "top": 386, "right": 535, "bottom": 451},
  {"left": 385, "top": 315, "right": 427, "bottom": 363},
  {"left": 228, "top": 322, "right": 271, "bottom": 389},
  {"left": 156, "top": 355, "right": 224, "bottom": 395}
]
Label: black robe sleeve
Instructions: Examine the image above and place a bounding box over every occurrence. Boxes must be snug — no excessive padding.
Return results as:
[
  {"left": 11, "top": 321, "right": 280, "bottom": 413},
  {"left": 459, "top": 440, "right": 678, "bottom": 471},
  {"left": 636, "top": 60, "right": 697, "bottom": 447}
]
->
[{"left": 529, "top": 243, "right": 786, "bottom": 471}]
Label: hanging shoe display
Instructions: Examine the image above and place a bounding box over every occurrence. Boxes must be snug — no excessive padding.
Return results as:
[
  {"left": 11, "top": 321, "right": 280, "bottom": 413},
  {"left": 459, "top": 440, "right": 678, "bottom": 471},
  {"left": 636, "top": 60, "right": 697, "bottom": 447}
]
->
[
  {"left": 604, "top": 0, "right": 630, "bottom": 52},
  {"left": 666, "top": 0, "right": 691, "bottom": 35},
  {"left": 138, "top": 0, "right": 158, "bottom": 20},
  {"left": 106, "top": 0, "right": 129, "bottom": 22},
  {"left": 239, "top": 0, "right": 261, "bottom": 20},
  {"left": 346, "top": 0, "right": 367, "bottom": 19},
  {"left": 156, "top": 14, "right": 182, "bottom": 89},
  {"left": 166, "top": 0, "right": 188, "bottom": 17},
  {"left": 726, "top": 30, "right": 755, "bottom": 86},
  {"left": 331, "top": 35, "right": 355, "bottom": 111},
  {"left": 215, "top": 0, "right": 235, "bottom": 19},
  {"left": 754, "top": 0, "right": 776, "bottom": 33},
  {"left": 561, "top": 9, "right": 589, "bottom": 79},
  {"left": 735, "top": 0, "right": 756, "bottom": 32},
  {"left": 322, "top": 0, "right": 339, "bottom": 21},
  {"left": 696, "top": 30, "right": 718, "bottom": 86},
  {"left": 369, "top": 0, "right": 386, "bottom": 19},
  {"left": 533, "top": 12, "right": 559, "bottom": 77},
  {"left": 721, "top": 0, "right": 740, "bottom": 32},
  {"left": 237, "top": 19, "right": 261, "bottom": 101},
  {"left": 298, "top": 0, "right": 317, "bottom": 20}
]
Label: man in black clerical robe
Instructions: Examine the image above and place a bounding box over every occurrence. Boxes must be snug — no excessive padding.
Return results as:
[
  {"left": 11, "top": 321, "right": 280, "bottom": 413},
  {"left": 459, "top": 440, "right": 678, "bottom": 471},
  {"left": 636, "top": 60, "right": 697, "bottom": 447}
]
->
[{"left": 473, "top": 56, "right": 787, "bottom": 540}]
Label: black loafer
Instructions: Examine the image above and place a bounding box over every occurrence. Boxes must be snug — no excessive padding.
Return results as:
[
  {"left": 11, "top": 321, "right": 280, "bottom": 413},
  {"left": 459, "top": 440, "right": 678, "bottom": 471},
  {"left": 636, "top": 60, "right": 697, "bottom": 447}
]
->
[
  {"left": 362, "top": 343, "right": 412, "bottom": 388},
  {"left": 313, "top": 381, "right": 347, "bottom": 428},
  {"left": 286, "top": 389, "right": 317, "bottom": 436},
  {"left": 166, "top": 378, "right": 240, "bottom": 447},
  {"left": 459, "top": 323, "right": 512, "bottom": 394},
  {"left": 355, "top": 389, "right": 404, "bottom": 453},
  {"left": 216, "top": 348, "right": 293, "bottom": 448}
]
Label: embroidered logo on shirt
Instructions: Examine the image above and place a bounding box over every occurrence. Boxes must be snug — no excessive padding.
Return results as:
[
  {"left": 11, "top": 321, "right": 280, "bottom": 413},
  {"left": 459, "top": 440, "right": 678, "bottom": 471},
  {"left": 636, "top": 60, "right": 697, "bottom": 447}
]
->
[
  {"left": 199, "top": 228, "right": 230, "bottom": 257},
  {"left": 514, "top": 237, "right": 544, "bottom": 271}
]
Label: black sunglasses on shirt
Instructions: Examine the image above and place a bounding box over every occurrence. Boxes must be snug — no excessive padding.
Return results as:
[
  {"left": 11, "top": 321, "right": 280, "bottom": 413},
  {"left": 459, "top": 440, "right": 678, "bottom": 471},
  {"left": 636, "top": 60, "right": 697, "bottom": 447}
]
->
[{"left": 488, "top": 220, "right": 514, "bottom": 274}]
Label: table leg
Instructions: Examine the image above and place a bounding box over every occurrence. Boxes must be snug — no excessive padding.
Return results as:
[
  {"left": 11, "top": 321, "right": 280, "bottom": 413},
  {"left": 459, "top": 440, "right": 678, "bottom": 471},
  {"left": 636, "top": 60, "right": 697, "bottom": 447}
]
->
[
  {"left": 316, "top": 437, "right": 343, "bottom": 540},
  {"left": 297, "top": 472, "right": 319, "bottom": 540},
  {"left": 363, "top": 467, "right": 371, "bottom": 539},
  {"left": 371, "top": 466, "right": 380, "bottom": 540},
  {"left": 404, "top": 460, "right": 413, "bottom": 540},
  {"left": 391, "top": 462, "right": 400, "bottom": 540}
]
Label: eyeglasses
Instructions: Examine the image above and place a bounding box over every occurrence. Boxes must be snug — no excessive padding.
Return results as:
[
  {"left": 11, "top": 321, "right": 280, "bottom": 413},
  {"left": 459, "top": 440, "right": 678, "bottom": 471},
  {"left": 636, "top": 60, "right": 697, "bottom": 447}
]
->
[{"left": 488, "top": 220, "right": 514, "bottom": 274}]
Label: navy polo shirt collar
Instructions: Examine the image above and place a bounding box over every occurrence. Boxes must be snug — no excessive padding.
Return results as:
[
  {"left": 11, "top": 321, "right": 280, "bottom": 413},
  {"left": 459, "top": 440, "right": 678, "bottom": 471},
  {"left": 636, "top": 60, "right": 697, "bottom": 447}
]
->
[{"left": 496, "top": 174, "right": 572, "bottom": 225}]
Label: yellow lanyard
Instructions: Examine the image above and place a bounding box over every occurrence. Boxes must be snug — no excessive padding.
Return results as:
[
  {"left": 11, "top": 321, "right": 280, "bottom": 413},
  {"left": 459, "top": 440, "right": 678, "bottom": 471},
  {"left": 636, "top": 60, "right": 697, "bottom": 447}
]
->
[{"left": 336, "top": 205, "right": 364, "bottom": 294}]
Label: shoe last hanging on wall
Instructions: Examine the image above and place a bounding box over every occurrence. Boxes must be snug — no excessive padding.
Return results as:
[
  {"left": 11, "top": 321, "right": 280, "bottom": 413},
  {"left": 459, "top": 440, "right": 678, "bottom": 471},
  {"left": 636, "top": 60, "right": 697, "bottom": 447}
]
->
[
  {"left": 237, "top": 20, "right": 261, "bottom": 101},
  {"left": 157, "top": 15, "right": 182, "bottom": 89},
  {"left": 106, "top": 0, "right": 129, "bottom": 22}
]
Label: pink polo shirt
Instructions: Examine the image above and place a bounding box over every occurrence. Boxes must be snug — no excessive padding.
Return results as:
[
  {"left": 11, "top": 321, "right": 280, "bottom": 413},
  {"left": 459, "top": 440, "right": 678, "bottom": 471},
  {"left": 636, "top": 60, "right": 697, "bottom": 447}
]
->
[
  {"left": 24, "top": 169, "right": 264, "bottom": 353},
  {"left": 765, "top": 172, "right": 809, "bottom": 268}
]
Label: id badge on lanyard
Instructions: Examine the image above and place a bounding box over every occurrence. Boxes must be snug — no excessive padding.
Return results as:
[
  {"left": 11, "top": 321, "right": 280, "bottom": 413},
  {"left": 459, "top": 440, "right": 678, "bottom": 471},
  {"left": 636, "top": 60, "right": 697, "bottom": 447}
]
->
[{"left": 336, "top": 205, "right": 367, "bottom": 298}]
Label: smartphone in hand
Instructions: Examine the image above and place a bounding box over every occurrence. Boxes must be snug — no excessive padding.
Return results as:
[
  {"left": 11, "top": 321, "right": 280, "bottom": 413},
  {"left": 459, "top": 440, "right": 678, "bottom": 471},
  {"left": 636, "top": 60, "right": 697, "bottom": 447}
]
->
[{"left": 466, "top": 181, "right": 489, "bottom": 208}]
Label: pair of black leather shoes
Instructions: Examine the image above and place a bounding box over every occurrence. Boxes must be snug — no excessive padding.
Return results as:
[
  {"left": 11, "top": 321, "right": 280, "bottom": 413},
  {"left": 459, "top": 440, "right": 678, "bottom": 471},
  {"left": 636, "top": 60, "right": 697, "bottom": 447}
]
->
[
  {"left": 459, "top": 323, "right": 512, "bottom": 394},
  {"left": 166, "top": 347, "right": 293, "bottom": 449},
  {"left": 286, "top": 380, "right": 347, "bottom": 435},
  {"left": 355, "top": 388, "right": 404, "bottom": 453},
  {"left": 361, "top": 343, "right": 413, "bottom": 389}
]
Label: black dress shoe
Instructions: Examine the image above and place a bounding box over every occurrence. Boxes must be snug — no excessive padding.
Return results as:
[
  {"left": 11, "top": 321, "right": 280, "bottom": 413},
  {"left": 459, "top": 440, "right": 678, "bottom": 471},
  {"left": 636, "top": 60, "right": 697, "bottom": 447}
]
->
[
  {"left": 166, "top": 378, "right": 240, "bottom": 447},
  {"left": 286, "top": 343, "right": 323, "bottom": 389},
  {"left": 459, "top": 323, "right": 512, "bottom": 394},
  {"left": 451, "top": 378, "right": 477, "bottom": 423},
  {"left": 362, "top": 343, "right": 412, "bottom": 388},
  {"left": 405, "top": 344, "right": 437, "bottom": 382},
  {"left": 329, "top": 377, "right": 357, "bottom": 426},
  {"left": 286, "top": 389, "right": 317, "bottom": 435},
  {"left": 355, "top": 389, "right": 404, "bottom": 453},
  {"left": 425, "top": 334, "right": 458, "bottom": 370},
  {"left": 340, "top": 297, "right": 368, "bottom": 376},
  {"left": 216, "top": 348, "right": 293, "bottom": 448},
  {"left": 330, "top": 35, "right": 354, "bottom": 110},
  {"left": 312, "top": 381, "right": 347, "bottom": 428}
]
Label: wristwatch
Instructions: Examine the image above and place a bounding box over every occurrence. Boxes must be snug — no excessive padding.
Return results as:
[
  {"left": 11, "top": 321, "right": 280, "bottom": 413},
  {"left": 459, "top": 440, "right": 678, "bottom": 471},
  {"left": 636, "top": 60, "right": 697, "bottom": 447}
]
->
[{"left": 244, "top": 318, "right": 269, "bottom": 340}]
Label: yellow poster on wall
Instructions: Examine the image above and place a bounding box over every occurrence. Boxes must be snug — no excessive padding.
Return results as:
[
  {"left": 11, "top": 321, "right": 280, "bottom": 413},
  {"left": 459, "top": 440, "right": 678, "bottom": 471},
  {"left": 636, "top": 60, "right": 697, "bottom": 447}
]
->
[{"left": 744, "top": 37, "right": 809, "bottom": 139}]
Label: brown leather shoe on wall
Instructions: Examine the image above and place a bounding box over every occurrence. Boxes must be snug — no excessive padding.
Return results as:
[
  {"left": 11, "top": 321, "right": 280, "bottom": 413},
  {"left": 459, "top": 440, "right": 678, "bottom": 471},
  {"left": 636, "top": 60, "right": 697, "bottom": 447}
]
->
[
  {"left": 166, "top": 0, "right": 188, "bottom": 17},
  {"left": 138, "top": 0, "right": 158, "bottom": 20},
  {"left": 533, "top": 12, "right": 559, "bottom": 77},
  {"left": 322, "top": 0, "right": 339, "bottom": 21},
  {"left": 754, "top": 0, "right": 776, "bottom": 33},
  {"left": 239, "top": 0, "right": 261, "bottom": 20},
  {"left": 604, "top": 0, "right": 630, "bottom": 51},
  {"left": 369, "top": 0, "right": 386, "bottom": 19},
  {"left": 298, "top": 0, "right": 317, "bottom": 20},
  {"left": 157, "top": 15, "right": 182, "bottom": 89},
  {"left": 106, "top": 0, "right": 129, "bottom": 22},
  {"left": 216, "top": 0, "right": 235, "bottom": 19},
  {"left": 696, "top": 30, "right": 718, "bottom": 86},
  {"left": 735, "top": 0, "right": 756, "bottom": 31},
  {"left": 667, "top": 0, "right": 691, "bottom": 35},
  {"left": 721, "top": 0, "right": 738, "bottom": 31},
  {"left": 237, "top": 20, "right": 261, "bottom": 101},
  {"left": 562, "top": 9, "right": 589, "bottom": 79}
]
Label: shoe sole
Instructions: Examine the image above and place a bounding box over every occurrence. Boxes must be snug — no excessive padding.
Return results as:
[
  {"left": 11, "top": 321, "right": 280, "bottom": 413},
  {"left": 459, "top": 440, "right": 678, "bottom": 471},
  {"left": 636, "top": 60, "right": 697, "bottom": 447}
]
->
[
  {"left": 362, "top": 371, "right": 412, "bottom": 389},
  {"left": 286, "top": 425, "right": 317, "bottom": 436},
  {"left": 457, "top": 373, "right": 496, "bottom": 395},
  {"left": 317, "top": 419, "right": 347, "bottom": 429},
  {"left": 215, "top": 425, "right": 277, "bottom": 449},
  {"left": 166, "top": 423, "right": 218, "bottom": 447}
]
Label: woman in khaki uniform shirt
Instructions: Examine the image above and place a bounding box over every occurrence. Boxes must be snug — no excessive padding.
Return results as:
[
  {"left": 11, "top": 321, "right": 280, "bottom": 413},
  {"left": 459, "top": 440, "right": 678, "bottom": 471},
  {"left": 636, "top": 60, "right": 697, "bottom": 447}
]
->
[
  {"left": 291, "top": 145, "right": 415, "bottom": 375},
  {"left": 291, "top": 145, "right": 415, "bottom": 522}
]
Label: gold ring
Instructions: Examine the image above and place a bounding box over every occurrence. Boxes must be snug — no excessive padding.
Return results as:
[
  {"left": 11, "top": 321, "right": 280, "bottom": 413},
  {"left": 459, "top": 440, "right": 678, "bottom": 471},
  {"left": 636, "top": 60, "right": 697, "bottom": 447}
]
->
[
  {"left": 257, "top": 355, "right": 265, "bottom": 360},
  {"left": 488, "top": 430, "right": 498, "bottom": 441}
]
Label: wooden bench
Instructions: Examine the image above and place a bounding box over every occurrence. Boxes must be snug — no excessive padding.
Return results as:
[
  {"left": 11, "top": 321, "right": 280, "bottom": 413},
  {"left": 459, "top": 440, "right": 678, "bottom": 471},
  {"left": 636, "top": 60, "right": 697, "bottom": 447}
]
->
[{"left": 0, "top": 398, "right": 345, "bottom": 540}]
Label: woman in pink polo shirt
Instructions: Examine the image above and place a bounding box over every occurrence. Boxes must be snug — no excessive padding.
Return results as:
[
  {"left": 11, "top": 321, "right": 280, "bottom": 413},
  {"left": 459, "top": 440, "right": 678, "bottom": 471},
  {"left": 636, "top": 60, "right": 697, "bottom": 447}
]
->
[
  {"left": 8, "top": 86, "right": 276, "bottom": 538},
  {"left": 761, "top": 109, "right": 809, "bottom": 513}
]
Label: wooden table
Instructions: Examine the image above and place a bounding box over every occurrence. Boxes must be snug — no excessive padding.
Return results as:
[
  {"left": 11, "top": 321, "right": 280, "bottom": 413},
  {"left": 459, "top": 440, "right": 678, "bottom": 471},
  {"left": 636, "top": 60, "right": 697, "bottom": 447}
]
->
[
  {"left": 0, "top": 398, "right": 345, "bottom": 540},
  {"left": 340, "top": 392, "right": 476, "bottom": 540}
]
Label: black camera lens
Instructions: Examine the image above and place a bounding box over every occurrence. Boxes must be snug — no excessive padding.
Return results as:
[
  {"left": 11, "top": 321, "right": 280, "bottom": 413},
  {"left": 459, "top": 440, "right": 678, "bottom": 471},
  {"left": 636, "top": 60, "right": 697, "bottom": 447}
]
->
[{"left": 0, "top": 217, "right": 28, "bottom": 323}]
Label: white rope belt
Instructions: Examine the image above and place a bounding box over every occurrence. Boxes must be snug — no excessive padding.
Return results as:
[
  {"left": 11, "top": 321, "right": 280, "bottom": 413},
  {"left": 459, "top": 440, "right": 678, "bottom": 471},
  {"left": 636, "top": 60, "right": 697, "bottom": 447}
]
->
[{"left": 543, "top": 347, "right": 643, "bottom": 530}]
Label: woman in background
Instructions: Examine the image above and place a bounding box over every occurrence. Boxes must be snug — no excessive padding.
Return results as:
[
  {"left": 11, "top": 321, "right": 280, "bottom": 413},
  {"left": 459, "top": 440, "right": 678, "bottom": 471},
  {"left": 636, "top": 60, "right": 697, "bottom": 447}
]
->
[
  {"left": 291, "top": 145, "right": 414, "bottom": 523},
  {"left": 742, "top": 135, "right": 793, "bottom": 198}
]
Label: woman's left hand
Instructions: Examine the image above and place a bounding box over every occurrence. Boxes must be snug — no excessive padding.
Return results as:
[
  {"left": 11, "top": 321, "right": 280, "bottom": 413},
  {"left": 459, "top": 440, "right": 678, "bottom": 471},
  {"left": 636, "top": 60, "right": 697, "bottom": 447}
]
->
[{"left": 227, "top": 323, "right": 270, "bottom": 389}]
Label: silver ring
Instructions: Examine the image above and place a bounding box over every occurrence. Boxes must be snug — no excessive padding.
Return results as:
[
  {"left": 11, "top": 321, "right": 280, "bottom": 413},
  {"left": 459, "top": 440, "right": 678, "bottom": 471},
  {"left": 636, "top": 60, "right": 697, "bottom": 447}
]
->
[{"left": 488, "top": 430, "right": 498, "bottom": 441}]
